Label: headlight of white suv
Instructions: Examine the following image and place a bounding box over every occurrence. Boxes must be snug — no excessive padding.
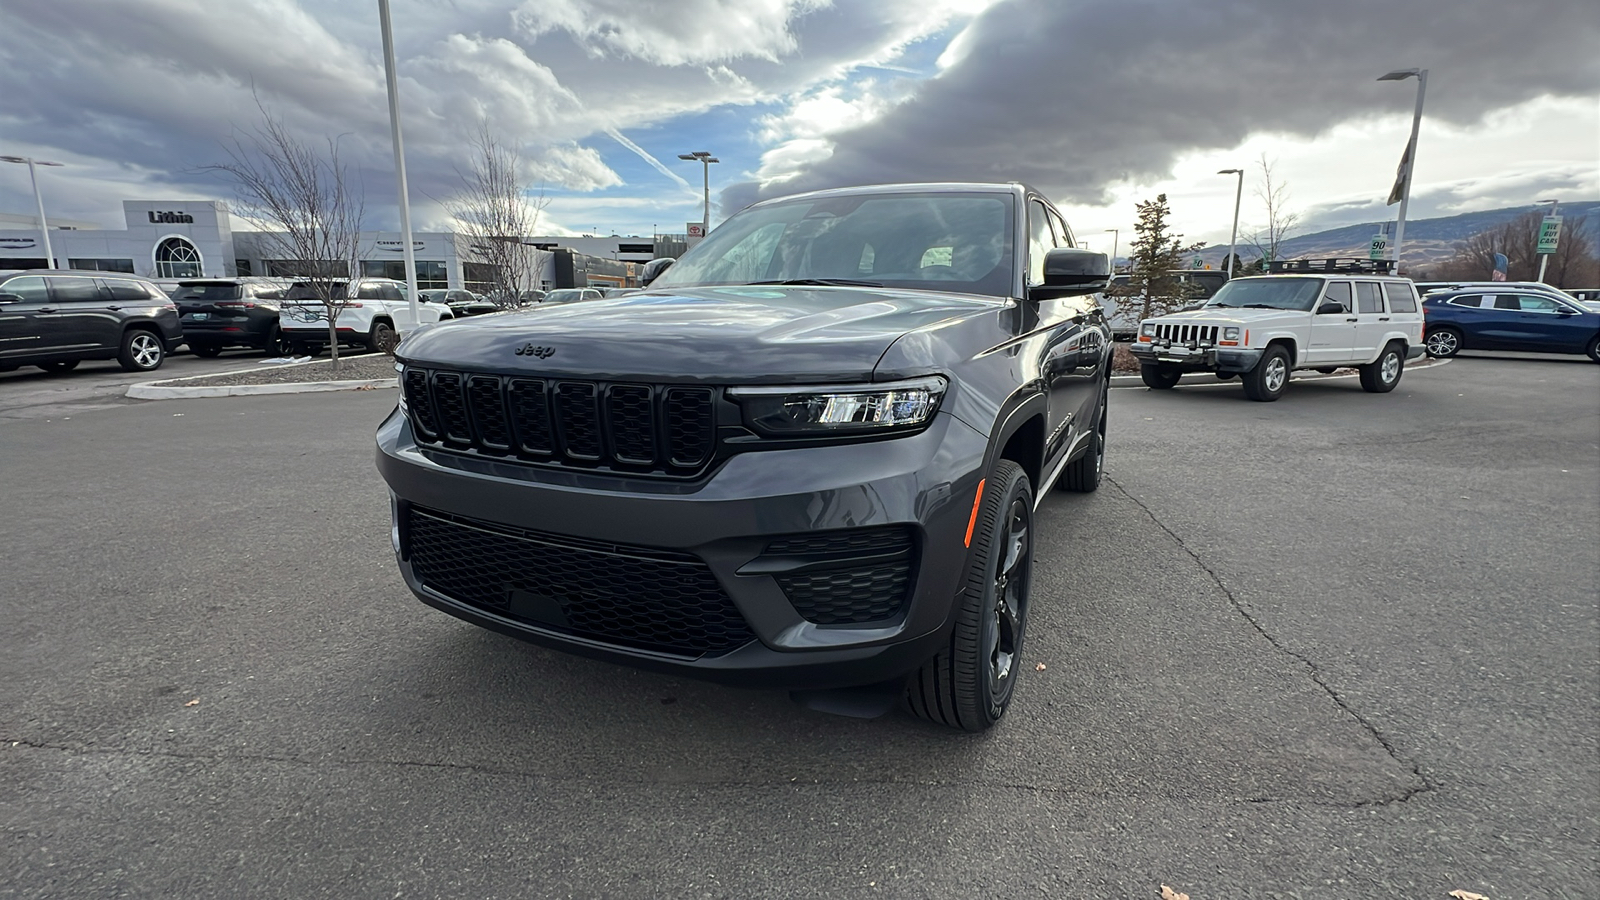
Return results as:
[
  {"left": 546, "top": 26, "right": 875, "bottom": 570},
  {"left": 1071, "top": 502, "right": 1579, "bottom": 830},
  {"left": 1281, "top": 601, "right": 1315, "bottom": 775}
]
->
[
  {"left": 1140, "top": 322, "right": 1156, "bottom": 337},
  {"left": 1222, "top": 326, "right": 1241, "bottom": 341},
  {"left": 730, "top": 376, "right": 948, "bottom": 436}
]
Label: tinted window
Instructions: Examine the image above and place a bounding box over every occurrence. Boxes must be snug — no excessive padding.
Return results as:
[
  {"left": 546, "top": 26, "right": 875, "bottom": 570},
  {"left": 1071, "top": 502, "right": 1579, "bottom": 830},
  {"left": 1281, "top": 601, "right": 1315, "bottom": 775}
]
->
[
  {"left": 1321, "top": 282, "right": 1353, "bottom": 312},
  {"left": 1492, "top": 295, "right": 1520, "bottom": 310},
  {"left": 103, "top": 279, "right": 156, "bottom": 302},
  {"left": 286, "top": 282, "right": 350, "bottom": 301},
  {"left": 1, "top": 276, "right": 49, "bottom": 302},
  {"left": 48, "top": 276, "right": 105, "bottom": 303},
  {"left": 1447, "top": 295, "right": 1485, "bottom": 308},
  {"left": 356, "top": 282, "right": 382, "bottom": 301},
  {"left": 1384, "top": 282, "right": 1418, "bottom": 313},
  {"left": 1516, "top": 294, "right": 1561, "bottom": 312},
  {"left": 1355, "top": 282, "right": 1384, "bottom": 314},
  {"left": 378, "top": 283, "right": 403, "bottom": 302},
  {"left": 173, "top": 284, "right": 244, "bottom": 301},
  {"left": 1027, "top": 200, "right": 1054, "bottom": 285},
  {"left": 1047, "top": 208, "right": 1073, "bottom": 250}
]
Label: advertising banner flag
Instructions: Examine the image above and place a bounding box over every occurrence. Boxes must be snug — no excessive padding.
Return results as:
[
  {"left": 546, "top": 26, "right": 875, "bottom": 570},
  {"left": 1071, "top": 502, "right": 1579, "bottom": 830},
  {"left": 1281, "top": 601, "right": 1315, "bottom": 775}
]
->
[
  {"left": 1491, "top": 253, "right": 1508, "bottom": 281},
  {"left": 1386, "top": 137, "right": 1414, "bottom": 206}
]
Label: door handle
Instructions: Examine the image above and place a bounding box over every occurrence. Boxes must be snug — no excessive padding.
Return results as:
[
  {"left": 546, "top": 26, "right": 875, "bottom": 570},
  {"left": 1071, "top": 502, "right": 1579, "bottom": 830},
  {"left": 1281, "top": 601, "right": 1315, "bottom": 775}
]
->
[
  {"left": 37, "top": 307, "right": 57, "bottom": 313},
  {"left": 1345, "top": 317, "right": 1358, "bottom": 322},
  {"left": 106, "top": 305, "right": 123, "bottom": 311},
  {"left": 1378, "top": 316, "right": 1390, "bottom": 321}
]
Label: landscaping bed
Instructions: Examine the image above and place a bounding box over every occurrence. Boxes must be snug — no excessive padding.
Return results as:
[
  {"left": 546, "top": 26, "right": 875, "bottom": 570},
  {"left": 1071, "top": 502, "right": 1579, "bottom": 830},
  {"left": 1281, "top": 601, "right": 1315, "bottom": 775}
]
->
[{"left": 147, "top": 353, "right": 397, "bottom": 388}]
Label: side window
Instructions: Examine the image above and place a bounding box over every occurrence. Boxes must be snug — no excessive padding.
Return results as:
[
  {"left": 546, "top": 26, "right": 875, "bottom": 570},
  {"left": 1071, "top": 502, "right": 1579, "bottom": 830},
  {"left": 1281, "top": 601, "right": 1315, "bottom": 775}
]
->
[
  {"left": 379, "top": 283, "right": 403, "bottom": 302},
  {"left": 1027, "top": 200, "right": 1055, "bottom": 285},
  {"left": 1517, "top": 295, "right": 1560, "bottom": 312},
  {"left": 1355, "top": 282, "right": 1384, "bottom": 314},
  {"left": 0, "top": 276, "right": 50, "bottom": 302},
  {"left": 1047, "top": 209, "right": 1074, "bottom": 251},
  {"left": 101, "top": 279, "right": 153, "bottom": 302},
  {"left": 1492, "top": 295, "right": 1519, "bottom": 310},
  {"left": 356, "top": 282, "right": 382, "bottom": 301},
  {"left": 47, "top": 276, "right": 106, "bottom": 303},
  {"left": 1384, "top": 282, "right": 1418, "bottom": 313},
  {"left": 1321, "top": 282, "right": 1353, "bottom": 312},
  {"left": 1448, "top": 295, "right": 1485, "bottom": 309}
]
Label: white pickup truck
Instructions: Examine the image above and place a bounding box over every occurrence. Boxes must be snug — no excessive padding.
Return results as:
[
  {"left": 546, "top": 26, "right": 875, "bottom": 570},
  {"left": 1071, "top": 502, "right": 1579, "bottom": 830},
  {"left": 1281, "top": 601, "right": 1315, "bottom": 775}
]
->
[
  {"left": 1129, "top": 264, "right": 1425, "bottom": 401},
  {"left": 279, "top": 278, "right": 453, "bottom": 354}
]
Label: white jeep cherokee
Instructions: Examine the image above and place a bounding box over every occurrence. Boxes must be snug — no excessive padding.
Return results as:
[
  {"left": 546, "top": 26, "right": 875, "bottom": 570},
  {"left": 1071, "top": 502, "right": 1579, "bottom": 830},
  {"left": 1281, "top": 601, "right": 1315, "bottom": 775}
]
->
[
  {"left": 280, "top": 278, "right": 453, "bottom": 354},
  {"left": 1129, "top": 264, "right": 1425, "bottom": 401}
]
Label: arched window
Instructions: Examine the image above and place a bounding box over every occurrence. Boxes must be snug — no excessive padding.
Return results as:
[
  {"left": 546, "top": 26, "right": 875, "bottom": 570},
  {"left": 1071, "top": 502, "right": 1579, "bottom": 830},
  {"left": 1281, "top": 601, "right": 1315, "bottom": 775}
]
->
[{"left": 155, "top": 237, "right": 203, "bottom": 278}]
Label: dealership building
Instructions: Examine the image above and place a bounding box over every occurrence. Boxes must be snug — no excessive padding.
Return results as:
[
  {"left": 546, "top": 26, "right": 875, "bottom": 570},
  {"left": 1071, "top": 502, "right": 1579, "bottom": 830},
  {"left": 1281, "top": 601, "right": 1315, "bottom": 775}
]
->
[{"left": 0, "top": 199, "right": 663, "bottom": 290}]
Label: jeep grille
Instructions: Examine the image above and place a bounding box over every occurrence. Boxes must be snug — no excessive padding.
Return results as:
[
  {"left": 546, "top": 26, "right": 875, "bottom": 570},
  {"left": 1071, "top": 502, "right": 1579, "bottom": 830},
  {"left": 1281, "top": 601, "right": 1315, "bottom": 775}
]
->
[
  {"left": 402, "top": 366, "right": 716, "bottom": 477},
  {"left": 1152, "top": 323, "right": 1219, "bottom": 345}
]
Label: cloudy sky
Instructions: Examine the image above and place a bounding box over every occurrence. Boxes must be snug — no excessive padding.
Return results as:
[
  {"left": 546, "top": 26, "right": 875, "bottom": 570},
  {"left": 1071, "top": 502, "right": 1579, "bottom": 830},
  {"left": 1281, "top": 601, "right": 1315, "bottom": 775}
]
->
[{"left": 1, "top": 0, "right": 1596, "bottom": 250}]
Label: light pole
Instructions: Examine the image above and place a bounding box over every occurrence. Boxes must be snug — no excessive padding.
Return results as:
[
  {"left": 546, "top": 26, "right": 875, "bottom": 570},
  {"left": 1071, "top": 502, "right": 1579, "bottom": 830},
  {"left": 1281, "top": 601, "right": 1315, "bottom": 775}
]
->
[
  {"left": 377, "top": 0, "right": 420, "bottom": 329},
  {"left": 1378, "top": 67, "right": 1428, "bottom": 273},
  {"left": 677, "top": 151, "right": 719, "bottom": 234},
  {"left": 1536, "top": 198, "right": 1559, "bottom": 284},
  {"left": 1, "top": 155, "right": 65, "bottom": 269},
  {"left": 1217, "top": 168, "right": 1243, "bottom": 278},
  {"left": 1103, "top": 229, "right": 1119, "bottom": 273}
]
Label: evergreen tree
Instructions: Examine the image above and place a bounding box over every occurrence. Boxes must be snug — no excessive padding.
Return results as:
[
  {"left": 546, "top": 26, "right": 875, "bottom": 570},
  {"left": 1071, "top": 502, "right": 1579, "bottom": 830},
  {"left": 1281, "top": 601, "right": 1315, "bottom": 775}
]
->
[{"left": 1110, "top": 194, "right": 1205, "bottom": 320}]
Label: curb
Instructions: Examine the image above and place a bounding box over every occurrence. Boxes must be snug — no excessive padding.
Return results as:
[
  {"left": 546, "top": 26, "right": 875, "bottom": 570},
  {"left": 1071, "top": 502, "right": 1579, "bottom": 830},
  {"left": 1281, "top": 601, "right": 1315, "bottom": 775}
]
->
[
  {"left": 127, "top": 377, "right": 397, "bottom": 400},
  {"left": 1110, "top": 356, "right": 1449, "bottom": 387}
]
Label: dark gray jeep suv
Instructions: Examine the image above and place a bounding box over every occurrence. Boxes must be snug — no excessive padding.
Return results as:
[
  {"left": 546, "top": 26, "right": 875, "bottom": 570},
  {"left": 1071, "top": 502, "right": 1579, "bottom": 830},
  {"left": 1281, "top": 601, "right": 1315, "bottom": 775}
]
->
[
  {"left": 0, "top": 270, "right": 184, "bottom": 374},
  {"left": 376, "top": 183, "right": 1112, "bottom": 730}
]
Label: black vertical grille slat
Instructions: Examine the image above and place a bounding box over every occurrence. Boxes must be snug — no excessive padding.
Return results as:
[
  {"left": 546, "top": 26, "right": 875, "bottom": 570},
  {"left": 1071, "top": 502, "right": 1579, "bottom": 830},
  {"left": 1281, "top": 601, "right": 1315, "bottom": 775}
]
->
[
  {"left": 403, "top": 369, "right": 438, "bottom": 440},
  {"left": 466, "top": 375, "right": 511, "bottom": 450},
  {"left": 555, "top": 382, "right": 602, "bottom": 460},
  {"left": 607, "top": 385, "right": 656, "bottom": 465},
  {"left": 664, "top": 388, "right": 714, "bottom": 467},
  {"left": 402, "top": 366, "right": 717, "bottom": 478},
  {"left": 431, "top": 372, "right": 472, "bottom": 445},
  {"left": 506, "top": 378, "right": 553, "bottom": 455}
]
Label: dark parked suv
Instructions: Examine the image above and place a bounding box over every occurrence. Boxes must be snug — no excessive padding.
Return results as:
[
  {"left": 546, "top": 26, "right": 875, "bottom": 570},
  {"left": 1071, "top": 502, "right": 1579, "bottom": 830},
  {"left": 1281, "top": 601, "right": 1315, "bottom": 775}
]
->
[
  {"left": 376, "top": 183, "right": 1113, "bottom": 730},
  {"left": 0, "top": 270, "right": 184, "bottom": 374},
  {"left": 174, "top": 278, "right": 295, "bottom": 357}
]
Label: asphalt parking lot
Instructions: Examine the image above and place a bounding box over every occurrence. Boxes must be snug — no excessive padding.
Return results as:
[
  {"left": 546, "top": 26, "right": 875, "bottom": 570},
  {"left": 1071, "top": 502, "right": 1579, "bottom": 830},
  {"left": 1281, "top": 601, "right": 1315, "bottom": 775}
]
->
[{"left": 1, "top": 354, "right": 1595, "bottom": 898}]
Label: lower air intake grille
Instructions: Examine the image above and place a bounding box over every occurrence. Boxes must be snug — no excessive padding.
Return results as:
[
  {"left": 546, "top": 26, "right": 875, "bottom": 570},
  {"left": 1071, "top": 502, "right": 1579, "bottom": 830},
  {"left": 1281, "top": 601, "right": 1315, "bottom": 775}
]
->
[
  {"left": 404, "top": 506, "right": 755, "bottom": 656},
  {"left": 763, "top": 526, "right": 916, "bottom": 626}
]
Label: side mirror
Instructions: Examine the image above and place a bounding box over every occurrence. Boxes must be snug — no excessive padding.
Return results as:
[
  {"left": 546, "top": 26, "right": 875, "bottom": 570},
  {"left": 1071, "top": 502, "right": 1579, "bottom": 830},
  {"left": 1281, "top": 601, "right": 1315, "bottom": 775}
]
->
[
  {"left": 1034, "top": 248, "right": 1110, "bottom": 299},
  {"left": 641, "top": 257, "right": 676, "bottom": 286},
  {"left": 1316, "top": 301, "right": 1346, "bottom": 315},
  {"left": 0, "top": 292, "right": 21, "bottom": 304},
  {"left": 1555, "top": 307, "right": 1578, "bottom": 315}
]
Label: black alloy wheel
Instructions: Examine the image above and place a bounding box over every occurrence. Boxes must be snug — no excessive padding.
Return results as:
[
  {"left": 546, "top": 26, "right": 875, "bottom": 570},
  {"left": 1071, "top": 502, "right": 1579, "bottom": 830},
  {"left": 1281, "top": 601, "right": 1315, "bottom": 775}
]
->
[
  {"left": 907, "top": 459, "right": 1034, "bottom": 731},
  {"left": 1425, "top": 328, "right": 1461, "bottom": 358},
  {"left": 1061, "top": 377, "right": 1107, "bottom": 492},
  {"left": 1140, "top": 364, "right": 1181, "bottom": 390},
  {"left": 1359, "top": 342, "right": 1405, "bottom": 393},
  {"left": 37, "top": 360, "right": 80, "bottom": 374},
  {"left": 369, "top": 320, "right": 398, "bottom": 354}
]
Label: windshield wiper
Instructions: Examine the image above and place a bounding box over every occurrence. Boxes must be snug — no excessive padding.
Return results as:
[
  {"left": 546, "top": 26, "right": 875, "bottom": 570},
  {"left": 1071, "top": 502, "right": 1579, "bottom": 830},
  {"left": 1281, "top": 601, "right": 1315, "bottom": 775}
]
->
[
  {"left": 1234, "top": 303, "right": 1281, "bottom": 309},
  {"left": 749, "top": 278, "right": 884, "bottom": 288}
]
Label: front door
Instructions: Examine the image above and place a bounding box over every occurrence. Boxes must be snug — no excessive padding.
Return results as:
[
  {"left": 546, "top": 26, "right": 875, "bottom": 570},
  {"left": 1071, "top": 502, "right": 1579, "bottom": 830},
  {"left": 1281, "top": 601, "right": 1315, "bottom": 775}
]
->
[
  {"left": 1501, "top": 293, "right": 1589, "bottom": 351},
  {"left": 0, "top": 275, "right": 53, "bottom": 360},
  {"left": 44, "top": 274, "right": 119, "bottom": 352},
  {"left": 1307, "top": 280, "right": 1358, "bottom": 364}
]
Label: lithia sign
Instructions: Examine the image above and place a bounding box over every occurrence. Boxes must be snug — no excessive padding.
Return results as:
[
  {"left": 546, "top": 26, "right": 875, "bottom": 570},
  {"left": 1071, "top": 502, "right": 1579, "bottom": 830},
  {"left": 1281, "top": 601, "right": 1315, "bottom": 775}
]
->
[{"left": 147, "top": 210, "right": 194, "bottom": 224}]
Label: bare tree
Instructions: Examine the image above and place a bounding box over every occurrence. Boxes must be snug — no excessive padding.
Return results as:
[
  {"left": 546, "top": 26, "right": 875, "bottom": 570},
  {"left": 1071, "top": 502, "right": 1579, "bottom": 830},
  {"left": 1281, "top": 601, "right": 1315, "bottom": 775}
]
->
[
  {"left": 1244, "top": 153, "right": 1301, "bottom": 266},
  {"left": 205, "top": 105, "right": 365, "bottom": 371},
  {"left": 1427, "top": 211, "right": 1599, "bottom": 287},
  {"left": 449, "top": 123, "right": 551, "bottom": 306}
]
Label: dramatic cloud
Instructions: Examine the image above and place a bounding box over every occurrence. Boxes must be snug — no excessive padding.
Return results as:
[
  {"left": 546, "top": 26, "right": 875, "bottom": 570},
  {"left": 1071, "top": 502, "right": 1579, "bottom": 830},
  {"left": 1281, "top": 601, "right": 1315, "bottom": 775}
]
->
[{"left": 729, "top": 0, "right": 1600, "bottom": 214}]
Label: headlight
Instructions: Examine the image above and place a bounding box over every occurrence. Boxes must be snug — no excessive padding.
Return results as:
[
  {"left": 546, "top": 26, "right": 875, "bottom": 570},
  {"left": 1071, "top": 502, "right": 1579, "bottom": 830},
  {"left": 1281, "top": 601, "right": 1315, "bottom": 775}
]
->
[
  {"left": 1222, "top": 326, "right": 1241, "bottom": 341},
  {"left": 1140, "top": 322, "right": 1156, "bottom": 337},
  {"left": 729, "top": 376, "right": 948, "bottom": 436}
]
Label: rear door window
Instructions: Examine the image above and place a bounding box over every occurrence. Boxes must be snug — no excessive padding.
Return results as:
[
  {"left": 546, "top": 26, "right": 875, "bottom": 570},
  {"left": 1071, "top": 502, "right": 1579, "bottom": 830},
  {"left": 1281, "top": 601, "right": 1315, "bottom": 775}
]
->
[
  {"left": 1448, "top": 295, "right": 1486, "bottom": 308},
  {"left": 1384, "top": 282, "right": 1418, "bottom": 313},
  {"left": 102, "top": 279, "right": 155, "bottom": 302},
  {"left": 1355, "top": 282, "right": 1384, "bottom": 313},
  {"left": 47, "top": 276, "right": 106, "bottom": 303},
  {"left": 356, "top": 282, "right": 382, "bottom": 301}
]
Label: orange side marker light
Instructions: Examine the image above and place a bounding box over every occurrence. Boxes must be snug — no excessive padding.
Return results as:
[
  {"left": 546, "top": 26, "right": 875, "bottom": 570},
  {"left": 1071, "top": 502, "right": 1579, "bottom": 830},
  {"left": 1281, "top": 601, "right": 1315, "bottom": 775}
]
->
[{"left": 964, "top": 479, "right": 986, "bottom": 547}]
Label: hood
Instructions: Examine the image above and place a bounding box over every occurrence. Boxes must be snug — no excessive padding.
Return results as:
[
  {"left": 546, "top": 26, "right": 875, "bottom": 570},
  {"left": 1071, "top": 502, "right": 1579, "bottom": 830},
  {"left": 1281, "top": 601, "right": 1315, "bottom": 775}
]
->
[
  {"left": 1151, "top": 306, "right": 1301, "bottom": 325},
  {"left": 395, "top": 286, "right": 995, "bottom": 383}
]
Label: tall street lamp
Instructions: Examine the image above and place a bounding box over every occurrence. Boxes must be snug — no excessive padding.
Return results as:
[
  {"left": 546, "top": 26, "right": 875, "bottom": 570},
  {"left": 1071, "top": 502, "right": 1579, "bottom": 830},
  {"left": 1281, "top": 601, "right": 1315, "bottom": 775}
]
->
[
  {"left": 1536, "top": 198, "right": 1559, "bottom": 284},
  {"left": 1217, "top": 168, "right": 1244, "bottom": 278},
  {"left": 1103, "top": 229, "right": 1119, "bottom": 273},
  {"left": 1379, "top": 67, "right": 1428, "bottom": 273},
  {"left": 1, "top": 155, "right": 65, "bottom": 269},
  {"left": 677, "top": 151, "right": 719, "bottom": 234},
  {"left": 377, "top": 0, "right": 420, "bottom": 329}
]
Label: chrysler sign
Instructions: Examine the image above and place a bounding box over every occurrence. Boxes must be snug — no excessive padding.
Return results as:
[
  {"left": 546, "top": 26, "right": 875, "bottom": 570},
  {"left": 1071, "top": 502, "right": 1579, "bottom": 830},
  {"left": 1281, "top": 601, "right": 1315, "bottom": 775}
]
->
[{"left": 376, "top": 240, "right": 426, "bottom": 252}]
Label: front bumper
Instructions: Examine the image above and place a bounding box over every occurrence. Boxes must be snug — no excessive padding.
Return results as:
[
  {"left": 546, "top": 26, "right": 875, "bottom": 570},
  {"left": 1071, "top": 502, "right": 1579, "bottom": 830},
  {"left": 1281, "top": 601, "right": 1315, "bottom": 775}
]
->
[
  {"left": 375, "top": 408, "right": 990, "bottom": 690},
  {"left": 1129, "top": 341, "right": 1262, "bottom": 372}
]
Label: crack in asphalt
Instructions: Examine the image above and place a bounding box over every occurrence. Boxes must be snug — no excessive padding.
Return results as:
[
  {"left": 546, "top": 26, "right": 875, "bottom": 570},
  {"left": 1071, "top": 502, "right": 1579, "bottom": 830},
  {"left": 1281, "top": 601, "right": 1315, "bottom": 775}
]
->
[
  {"left": 1106, "top": 476, "right": 1434, "bottom": 806},
  {"left": 0, "top": 736, "right": 1413, "bottom": 809}
]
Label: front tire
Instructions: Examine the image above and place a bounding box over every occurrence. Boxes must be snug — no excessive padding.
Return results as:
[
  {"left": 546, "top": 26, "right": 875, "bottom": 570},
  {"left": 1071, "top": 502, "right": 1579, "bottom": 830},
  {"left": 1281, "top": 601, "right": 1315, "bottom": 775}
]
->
[
  {"left": 368, "top": 320, "right": 397, "bottom": 354},
  {"left": 262, "top": 325, "right": 289, "bottom": 357},
  {"left": 1425, "top": 328, "right": 1461, "bottom": 358},
  {"left": 1359, "top": 342, "right": 1405, "bottom": 393},
  {"left": 117, "top": 329, "right": 165, "bottom": 372},
  {"left": 1139, "top": 364, "right": 1181, "bottom": 390},
  {"left": 1586, "top": 335, "right": 1599, "bottom": 364},
  {"left": 907, "top": 459, "right": 1034, "bottom": 731},
  {"left": 1242, "top": 344, "right": 1290, "bottom": 402},
  {"left": 38, "top": 360, "right": 79, "bottom": 374}
]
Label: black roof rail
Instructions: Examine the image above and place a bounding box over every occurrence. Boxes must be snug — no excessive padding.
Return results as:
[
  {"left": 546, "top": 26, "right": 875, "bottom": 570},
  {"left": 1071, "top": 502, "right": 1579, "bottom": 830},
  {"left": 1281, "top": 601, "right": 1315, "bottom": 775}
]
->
[{"left": 1268, "top": 258, "right": 1396, "bottom": 275}]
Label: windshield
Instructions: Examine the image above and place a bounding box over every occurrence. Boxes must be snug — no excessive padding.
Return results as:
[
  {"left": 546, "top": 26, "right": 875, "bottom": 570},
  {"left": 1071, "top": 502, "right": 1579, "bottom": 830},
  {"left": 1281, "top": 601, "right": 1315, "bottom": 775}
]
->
[
  {"left": 651, "top": 191, "right": 1016, "bottom": 297},
  {"left": 544, "top": 289, "right": 587, "bottom": 303},
  {"left": 420, "top": 290, "right": 447, "bottom": 301},
  {"left": 172, "top": 283, "right": 243, "bottom": 301},
  {"left": 1206, "top": 277, "right": 1322, "bottom": 311}
]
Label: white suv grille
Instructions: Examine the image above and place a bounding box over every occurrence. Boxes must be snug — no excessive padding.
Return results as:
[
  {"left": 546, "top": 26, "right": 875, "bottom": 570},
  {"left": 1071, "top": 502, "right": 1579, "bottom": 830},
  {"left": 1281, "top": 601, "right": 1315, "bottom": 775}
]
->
[{"left": 1153, "top": 323, "right": 1219, "bottom": 345}]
